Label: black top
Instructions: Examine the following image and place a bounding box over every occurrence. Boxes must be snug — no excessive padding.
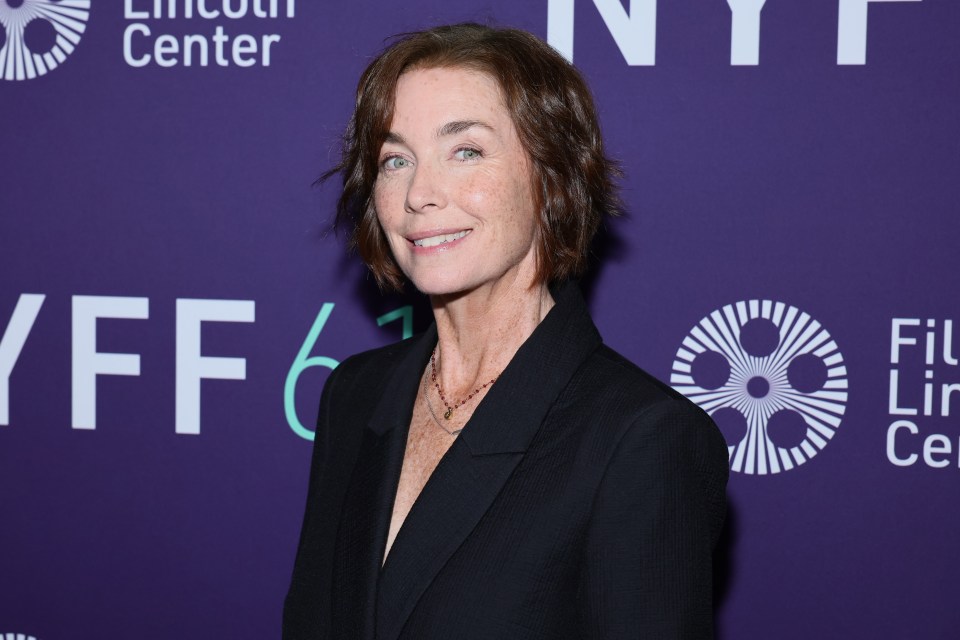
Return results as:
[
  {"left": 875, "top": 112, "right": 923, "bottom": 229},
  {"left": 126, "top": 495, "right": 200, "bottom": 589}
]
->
[{"left": 284, "top": 282, "right": 729, "bottom": 639}]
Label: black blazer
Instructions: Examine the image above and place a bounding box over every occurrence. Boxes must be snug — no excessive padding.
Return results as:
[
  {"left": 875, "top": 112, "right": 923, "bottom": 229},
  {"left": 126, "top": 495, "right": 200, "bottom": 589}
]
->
[{"left": 283, "top": 284, "right": 729, "bottom": 639}]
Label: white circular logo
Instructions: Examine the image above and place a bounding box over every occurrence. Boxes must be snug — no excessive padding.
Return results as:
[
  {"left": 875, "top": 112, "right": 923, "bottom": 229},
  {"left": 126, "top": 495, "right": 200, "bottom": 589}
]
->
[
  {"left": 0, "top": 0, "right": 90, "bottom": 81},
  {"left": 671, "top": 300, "right": 848, "bottom": 475}
]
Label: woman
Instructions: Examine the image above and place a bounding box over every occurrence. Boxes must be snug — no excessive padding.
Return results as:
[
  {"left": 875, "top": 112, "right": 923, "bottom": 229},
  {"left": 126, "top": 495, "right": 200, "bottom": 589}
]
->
[{"left": 284, "top": 23, "right": 728, "bottom": 640}]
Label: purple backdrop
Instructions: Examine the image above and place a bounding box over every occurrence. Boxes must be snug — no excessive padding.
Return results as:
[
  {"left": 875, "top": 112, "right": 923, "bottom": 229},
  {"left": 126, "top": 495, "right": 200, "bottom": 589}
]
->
[{"left": 2, "top": 1, "right": 958, "bottom": 638}]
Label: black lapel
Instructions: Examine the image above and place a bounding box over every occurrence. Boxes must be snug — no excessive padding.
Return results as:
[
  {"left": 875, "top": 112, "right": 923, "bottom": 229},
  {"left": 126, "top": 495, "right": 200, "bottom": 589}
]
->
[
  {"left": 376, "top": 282, "right": 602, "bottom": 640},
  {"left": 330, "top": 326, "right": 436, "bottom": 640}
]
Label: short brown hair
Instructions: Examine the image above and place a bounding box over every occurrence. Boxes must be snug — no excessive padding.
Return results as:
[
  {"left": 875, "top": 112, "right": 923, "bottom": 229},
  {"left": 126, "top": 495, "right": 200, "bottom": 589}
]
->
[{"left": 329, "top": 23, "right": 621, "bottom": 291}]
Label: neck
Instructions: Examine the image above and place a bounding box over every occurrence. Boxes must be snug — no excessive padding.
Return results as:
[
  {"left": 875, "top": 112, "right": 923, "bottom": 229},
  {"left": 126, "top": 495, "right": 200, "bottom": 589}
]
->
[{"left": 430, "top": 276, "right": 555, "bottom": 396}]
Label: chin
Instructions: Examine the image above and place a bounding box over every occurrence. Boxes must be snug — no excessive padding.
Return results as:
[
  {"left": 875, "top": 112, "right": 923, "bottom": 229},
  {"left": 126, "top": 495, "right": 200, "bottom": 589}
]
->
[
  {"left": 410, "top": 279, "right": 471, "bottom": 298},
  {"left": 405, "top": 270, "right": 478, "bottom": 298}
]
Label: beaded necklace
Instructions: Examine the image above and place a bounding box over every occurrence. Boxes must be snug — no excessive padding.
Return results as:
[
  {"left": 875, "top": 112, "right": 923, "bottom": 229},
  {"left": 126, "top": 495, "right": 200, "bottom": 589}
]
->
[{"left": 430, "top": 347, "right": 499, "bottom": 421}]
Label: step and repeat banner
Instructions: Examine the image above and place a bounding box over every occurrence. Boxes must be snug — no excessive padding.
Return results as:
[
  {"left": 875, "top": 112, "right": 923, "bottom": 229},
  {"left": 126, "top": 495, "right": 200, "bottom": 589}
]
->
[{"left": 2, "top": 1, "right": 957, "bottom": 638}]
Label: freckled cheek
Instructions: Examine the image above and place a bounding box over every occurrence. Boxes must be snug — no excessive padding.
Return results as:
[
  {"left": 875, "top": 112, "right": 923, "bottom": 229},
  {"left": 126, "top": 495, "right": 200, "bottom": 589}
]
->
[
  {"left": 456, "top": 174, "right": 489, "bottom": 212},
  {"left": 461, "top": 189, "right": 491, "bottom": 215},
  {"left": 460, "top": 176, "right": 525, "bottom": 220},
  {"left": 501, "top": 176, "right": 537, "bottom": 230},
  {"left": 374, "top": 184, "right": 405, "bottom": 234}
]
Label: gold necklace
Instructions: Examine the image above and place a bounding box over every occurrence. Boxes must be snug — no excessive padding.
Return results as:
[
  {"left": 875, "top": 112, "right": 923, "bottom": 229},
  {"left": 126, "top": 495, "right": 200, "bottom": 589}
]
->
[
  {"left": 422, "top": 372, "right": 462, "bottom": 436},
  {"left": 430, "top": 347, "right": 499, "bottom": 420}
]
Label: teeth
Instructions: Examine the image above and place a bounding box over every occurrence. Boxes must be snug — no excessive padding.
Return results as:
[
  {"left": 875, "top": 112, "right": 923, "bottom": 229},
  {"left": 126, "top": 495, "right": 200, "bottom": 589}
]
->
[{"left": 413, "top": 230, "right": 470, "bottom": 247}]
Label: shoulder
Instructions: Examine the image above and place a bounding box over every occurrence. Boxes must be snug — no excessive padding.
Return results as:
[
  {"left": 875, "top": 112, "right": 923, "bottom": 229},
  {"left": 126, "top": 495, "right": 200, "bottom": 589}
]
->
[
  {"left": 324, "top": 334, "right": 421, "bottom": 400},
  {"left": 308, "top": 335, "right": 423, "bottom": 442},
  {"left": 571, "top": 352, "right": 728, "bottom": 637},
  {"left": 569, "top": 343, "right": 720, "bottom": 438},
  {"left": 310, "top": 335, "right": 424, "bottom": 460},
  {"left": 572, "top": 344, "right": 729, "bottom": 537},
  {"left": 561, "top": 343, "right": 728, "bottom": 491}
]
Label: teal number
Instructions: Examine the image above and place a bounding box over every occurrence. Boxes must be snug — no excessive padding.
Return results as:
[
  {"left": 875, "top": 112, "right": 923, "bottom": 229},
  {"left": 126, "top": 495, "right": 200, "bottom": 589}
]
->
[
  {"left": 376, "top": 305, "right": 413, "bottom": 339},
  {"left": 286, "top": 304, "right": 413, "bottom": 441},
  {"left": 285, "top": 303, "right": 339, "bottom": 441}
]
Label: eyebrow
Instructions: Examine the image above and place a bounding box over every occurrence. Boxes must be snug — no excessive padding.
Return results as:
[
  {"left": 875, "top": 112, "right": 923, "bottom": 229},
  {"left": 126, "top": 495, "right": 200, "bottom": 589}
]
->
[
  {"left": 383, "top": 120, "right": 494, "bottom": 146},
  {"left": 384, "top": 131, "right": 407, "bottom": 145},
  {"left": 437, "top": 119, "right": 494, "bottom": 137}
]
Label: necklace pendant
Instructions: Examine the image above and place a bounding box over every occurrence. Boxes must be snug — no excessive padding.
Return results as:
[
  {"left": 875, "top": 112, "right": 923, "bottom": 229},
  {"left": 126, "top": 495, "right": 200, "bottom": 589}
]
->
[{"left": 443, "top": 408, "right": 453, "bottom": 420}]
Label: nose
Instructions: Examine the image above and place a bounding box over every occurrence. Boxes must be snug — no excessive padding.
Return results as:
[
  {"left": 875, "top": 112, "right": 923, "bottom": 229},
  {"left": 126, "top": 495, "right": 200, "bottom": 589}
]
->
[{"left": 404, "top": 160, "right": 447, "bottom": 213}]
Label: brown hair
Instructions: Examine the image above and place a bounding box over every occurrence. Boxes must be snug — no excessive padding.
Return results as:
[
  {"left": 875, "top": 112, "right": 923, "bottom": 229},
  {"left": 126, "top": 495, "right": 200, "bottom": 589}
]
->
[{"left": 329, "top": 22, "right": 621, "bottom": 291}]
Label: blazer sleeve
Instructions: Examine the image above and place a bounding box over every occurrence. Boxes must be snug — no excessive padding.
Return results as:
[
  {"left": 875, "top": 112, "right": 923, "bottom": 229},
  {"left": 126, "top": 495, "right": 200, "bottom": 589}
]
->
[
  {"left": 578, "top": 400, "right": 729, "bottom": 639},
  {"left": 283, "top": 362, "right": 341, "bottom": 639}
]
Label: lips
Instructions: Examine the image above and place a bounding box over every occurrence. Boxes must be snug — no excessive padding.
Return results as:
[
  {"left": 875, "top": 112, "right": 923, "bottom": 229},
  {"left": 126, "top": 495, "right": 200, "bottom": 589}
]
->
[{"left": 411, "top": 229, "right": 471, "bottom": 248}]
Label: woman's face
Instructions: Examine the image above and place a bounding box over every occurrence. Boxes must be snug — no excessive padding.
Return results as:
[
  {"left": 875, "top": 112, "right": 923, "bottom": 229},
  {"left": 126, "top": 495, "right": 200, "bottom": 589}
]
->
[{"left": 373, "top": 66, "right": 539, "bottom": 297}]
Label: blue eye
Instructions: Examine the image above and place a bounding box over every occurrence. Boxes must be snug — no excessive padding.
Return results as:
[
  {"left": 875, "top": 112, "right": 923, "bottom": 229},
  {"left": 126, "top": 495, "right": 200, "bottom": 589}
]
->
[
  {"left": 383, "top": 156, "right": 410, "bottom": 170},
  {"left": 455, "top": 147, "right": 481, "bottom": 161}
]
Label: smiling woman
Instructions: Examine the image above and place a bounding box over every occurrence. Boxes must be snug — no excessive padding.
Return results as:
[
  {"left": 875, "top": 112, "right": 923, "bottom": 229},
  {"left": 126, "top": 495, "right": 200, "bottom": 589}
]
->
[
  {"left": 374, "top": 68, "right": 539, "bottom": 297},
  {"left": 284, "top": 23, "right": 729, "bottom": 640}
]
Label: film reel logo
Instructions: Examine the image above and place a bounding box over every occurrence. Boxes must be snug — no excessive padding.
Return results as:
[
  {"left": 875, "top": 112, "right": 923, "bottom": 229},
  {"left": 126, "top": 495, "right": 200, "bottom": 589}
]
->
[
  {"left": 0, "top": 0, "right": 90, "bottom": 81},
  {"left": 671, "top": 300, "right": 848, "bottom": 475}
]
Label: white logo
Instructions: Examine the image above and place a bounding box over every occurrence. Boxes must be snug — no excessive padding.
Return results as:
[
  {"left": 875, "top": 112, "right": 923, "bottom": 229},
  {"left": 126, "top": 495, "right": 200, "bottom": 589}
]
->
[
  {"left": 671, "top": 300, "right": 848, "bottom": 475},
  {"left": 3, "top": 634, "right": 39, "bottom": 640},
  {"left": 0, "top": 0, "right": 90, "bottom": 81}
]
